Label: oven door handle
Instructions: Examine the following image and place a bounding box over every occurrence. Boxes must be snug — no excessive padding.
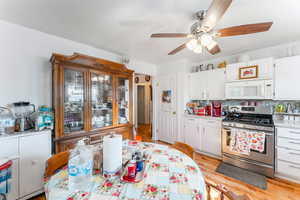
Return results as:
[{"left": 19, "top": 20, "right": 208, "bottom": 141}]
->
[{"left": 222, "top": 126, "right": 273, "bottom": 135}]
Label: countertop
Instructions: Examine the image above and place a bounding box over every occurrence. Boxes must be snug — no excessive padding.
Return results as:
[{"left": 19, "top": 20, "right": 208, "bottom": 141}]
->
[
  {"left": 183, "top": 114, "right": 224, "bottom": 121},
  {"left": 0, "top": 129, "right": 52, "bottom": 140},
  {"left": 274, "top": 120, "right": 300, "bottom": 129}
]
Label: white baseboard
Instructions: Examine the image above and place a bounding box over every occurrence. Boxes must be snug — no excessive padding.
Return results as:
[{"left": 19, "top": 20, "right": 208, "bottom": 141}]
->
[
  {"left": 275, "top": 173, "right": 300, "bottom": 184},
  {"left": 19, "top": 189, "right": 44, "bottom": 200}
]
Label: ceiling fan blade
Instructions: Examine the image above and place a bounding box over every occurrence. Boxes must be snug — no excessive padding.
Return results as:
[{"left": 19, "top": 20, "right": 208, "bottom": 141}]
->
[
  {"left": 206, "top": 44, "right": 221, "bottom": 55},
  {"left": 168, "top": 43, "right": 187, "bottom": 55},
  {"left": 201, "top": 0, "right": 232, "bottom": 32},
  {"left": 151, "top": 33, "right": 190, "bottom": 38},
  {"left": 217, "top": 22, "right": 273, "bottom": 37}
]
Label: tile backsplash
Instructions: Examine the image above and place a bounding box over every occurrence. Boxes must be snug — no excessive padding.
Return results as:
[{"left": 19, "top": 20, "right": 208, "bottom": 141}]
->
[{"left": 188, "top": 100, "right": 300, "bottom": 114}]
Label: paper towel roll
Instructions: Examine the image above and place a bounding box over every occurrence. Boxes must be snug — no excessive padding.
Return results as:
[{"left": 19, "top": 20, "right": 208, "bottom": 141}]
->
[{"left": 103, "top": 134, "right": 123, "bottom": 174}]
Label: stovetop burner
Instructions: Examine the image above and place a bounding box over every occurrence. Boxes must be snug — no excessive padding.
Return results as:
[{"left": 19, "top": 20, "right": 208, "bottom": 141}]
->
[{"left": 223, "top": 112, "right": 274, "bottom": 127}]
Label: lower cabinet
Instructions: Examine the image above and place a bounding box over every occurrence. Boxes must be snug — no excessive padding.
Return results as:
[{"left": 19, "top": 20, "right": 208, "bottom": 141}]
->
[
  {"left": 184, "top": 118, "right": 202, "bottom": 150},
  {"left": 275, "top": 127, "right": 300, "bottom": 183},
  {"left": 202, "top": 121, "right": 222, "bottom": 156},
  {"left": 183, "top": 117, "right": 222, "bottom": 157},
  {"left": 0, "top": 130, "right": 51, "bottom": 200},
  {"left": 19, "top": 133, "right": 52, "bottom": 198}
]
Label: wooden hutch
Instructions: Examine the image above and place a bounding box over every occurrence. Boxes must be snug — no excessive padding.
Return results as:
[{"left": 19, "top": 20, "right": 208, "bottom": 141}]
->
[{"left": 51, "top": 53, "right": 134, "bottom": 152}]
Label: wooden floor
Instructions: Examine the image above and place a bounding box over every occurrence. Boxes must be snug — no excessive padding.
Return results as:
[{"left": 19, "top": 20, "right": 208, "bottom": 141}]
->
[
  {"left": 136, "top": 123, "right": 152, "bottom": 142},
  {"left": 31, "top": 124, "right": 300, "bottom": 200}
]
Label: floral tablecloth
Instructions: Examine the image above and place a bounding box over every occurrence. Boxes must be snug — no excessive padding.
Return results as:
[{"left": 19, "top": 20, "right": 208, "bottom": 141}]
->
[{"left": 45, "top": 142, "right": 206, "bottom": 200}]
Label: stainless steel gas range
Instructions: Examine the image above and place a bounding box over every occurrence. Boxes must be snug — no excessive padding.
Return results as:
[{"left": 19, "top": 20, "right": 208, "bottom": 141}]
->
[{"left": 222, "top": 106, "right": 275, "bottom": 177}]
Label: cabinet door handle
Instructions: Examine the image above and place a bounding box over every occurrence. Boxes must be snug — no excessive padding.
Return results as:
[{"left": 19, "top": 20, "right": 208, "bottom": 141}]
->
[
  {"left": 289, "top": 152, "right": 300, "bottom": 156},
  {"left": 207, "top": 121, "right": 216, "bottom": 124},
  {"left": 289, "top": 165, "right": 300, "bottom": 170},
  {"left": 289, "top": 141, "right": 300, "bottom": 145},
  {"left": 289, "top": 131, "right": 300, "bottom": 134}
]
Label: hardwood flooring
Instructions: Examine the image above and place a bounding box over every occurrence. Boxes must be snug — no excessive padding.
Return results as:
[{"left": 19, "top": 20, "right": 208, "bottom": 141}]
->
[
  {"left": 30, "top": 124, "right": 300, "bottom": 200},
  {"left": 136, "top": 123, "right": 152, "bottom": 142}
]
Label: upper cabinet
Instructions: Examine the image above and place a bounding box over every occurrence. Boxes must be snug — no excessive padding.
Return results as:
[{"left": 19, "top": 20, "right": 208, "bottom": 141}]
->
[
  {"left": 274, "top": 56, "right": 300, "bottom": 100},
  {"left": 51, "top": 53, "right": 134, "bottom": 152},
  {"left": 226, "top": 62, "right": 247, "bottom": 82},
  {"left": 187, "top": 68, "right": 225, "bottom": 100},
  {"left": 226, "top": 58, "right": 274, "bottom": 82}
]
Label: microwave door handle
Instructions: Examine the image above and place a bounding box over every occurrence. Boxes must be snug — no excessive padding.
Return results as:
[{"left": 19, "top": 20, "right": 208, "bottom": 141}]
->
[{"left": 260, "top": 84, "right": 264, "bottom": 97}]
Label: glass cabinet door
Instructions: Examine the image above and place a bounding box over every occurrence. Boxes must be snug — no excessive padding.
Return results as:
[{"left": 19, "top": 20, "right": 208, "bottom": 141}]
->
[
  {"left": 64, "top": 69, "right": 85, "bottom": 133},
  {"left": 91, "top": 73, "right": 113, "bottom": 129},
  {"left": 117, "top": 77, "right": 130, "bottom": 124}
]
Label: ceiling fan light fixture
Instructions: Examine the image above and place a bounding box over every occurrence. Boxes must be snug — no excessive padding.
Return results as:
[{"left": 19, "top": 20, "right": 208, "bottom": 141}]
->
[
  {"left": 200, "top": 33, "right": 213, "bottom": 47},
  {"left": 186, "top": 39, "right": 198, "bottom": 50},
  {"left": 193, "top": 45, "right": 202, "bottom": 54},
  {"left": 206, "top": 40, "right": 218, "bottom": 50}
]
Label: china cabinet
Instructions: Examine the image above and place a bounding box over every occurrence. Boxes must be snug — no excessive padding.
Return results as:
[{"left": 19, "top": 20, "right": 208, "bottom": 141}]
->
[{"left": 51, "top": 53, "right": 134, "bottom": 152}]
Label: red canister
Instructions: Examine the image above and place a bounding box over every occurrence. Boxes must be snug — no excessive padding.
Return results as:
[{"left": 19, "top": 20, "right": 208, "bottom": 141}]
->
[{"left": 127, "top": 160, "right": 137, "bottom": 179}]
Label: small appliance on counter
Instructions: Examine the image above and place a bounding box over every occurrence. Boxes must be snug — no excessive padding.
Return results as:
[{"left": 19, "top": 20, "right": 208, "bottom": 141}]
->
[
  {"left": 212, "top": 101, "right": 222, "bottom": 117},
  {"left": 11, "top": 102, "right": 35, "bottom": 132},
  {"left": 31, "top": 106, "right": 54, "bottom": 131},
  {"left": 0, "top": 107, "right": 15, "bottom": 135},
  {"left": 194, "top": 107, "right": 206, "bottom": 116}
]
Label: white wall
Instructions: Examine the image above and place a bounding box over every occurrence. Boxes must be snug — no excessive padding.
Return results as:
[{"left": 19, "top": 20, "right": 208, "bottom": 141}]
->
[{"left": 0, "top": 20, "right": 157, "bottom": 107}]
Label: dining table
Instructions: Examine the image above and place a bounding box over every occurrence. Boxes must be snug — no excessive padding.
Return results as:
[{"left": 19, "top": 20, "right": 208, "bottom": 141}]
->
[{"left": 45, "top": 142, "right": 206, "bottom": 200}]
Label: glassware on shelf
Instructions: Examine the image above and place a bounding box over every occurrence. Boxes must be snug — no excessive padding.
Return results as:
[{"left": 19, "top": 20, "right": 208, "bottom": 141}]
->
[
  {"left": 91, "top": 73, "right": 113, "bottom": 129},
  {"left": 64, "top": 69, "right": 84, "bottom": 133},
  {"left": 118, "top": 78, "right": 129, "bottom": 124}
]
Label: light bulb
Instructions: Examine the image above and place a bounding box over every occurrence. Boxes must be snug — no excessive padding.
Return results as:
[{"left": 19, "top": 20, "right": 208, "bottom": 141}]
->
[
  {"left": 200, "top": 34, "right": 213, "bottom": 47},
  {"left": 193, "top": 45, "right": 202, "bottom": 54},
  {"left": 206, "top": 40, "right": 218, "bottom": 50},
  {"left": 186, "top": 39, "right": 198, "bottom": 50}
]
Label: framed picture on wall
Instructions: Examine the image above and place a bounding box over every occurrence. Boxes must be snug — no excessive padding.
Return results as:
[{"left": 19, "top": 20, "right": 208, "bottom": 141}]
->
[
  {"left": 162, "top": 90, "right": 171, "bottom": 103},
  {"left": 239, "top": 65, "right": 258, "bottom": 79}
]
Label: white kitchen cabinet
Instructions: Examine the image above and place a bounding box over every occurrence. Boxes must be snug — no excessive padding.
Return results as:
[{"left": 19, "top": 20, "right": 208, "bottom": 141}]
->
[
  {"left": 226, "top": 62, "right": 247, "bottom": 81},
  {"left": 202, "top": 120, "right": 222, "bottom": 157},
  {"left": 0, "top": 130, "right": 51, "bottom": 200},
  {"left": 188, "top": 73, "right": 206, "bottom": 100},
  {"left": 247, "top": 58, "right": 274, "bottom": 80},
  {"left": 183, "top": 118, "right": 202, "bottom": 151},
  {"left": 183, "top": 116, "right": 222, "bottom": 158},
  {"left": 274, "top": 56, "right": 300, "bottom": 100},
  {"left": 275, "top": 126, "right": 300, "bottom": 183},
  {"left": 187, "top": 69, "right": 225, "bottom": 100},
  {"left": 19, "top": 133, "right": 51, "bottom": 198},
  {"left": 226, "top": 58, "right": 273, "bottom": 82},
  {"left": 206, "top": 69, "right": 225, "bottom": 100}
]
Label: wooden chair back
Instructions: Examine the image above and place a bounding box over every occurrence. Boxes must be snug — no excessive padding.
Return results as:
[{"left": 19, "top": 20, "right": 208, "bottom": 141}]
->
[
  {"left": 205, "top": 181, "right": 250, "bottom": 200},
  {"left": 45, "top": 151, "right": 70, "bottom": 178},
  {"left": 171, "top": 141, "right": 194, "bottom": 159}
]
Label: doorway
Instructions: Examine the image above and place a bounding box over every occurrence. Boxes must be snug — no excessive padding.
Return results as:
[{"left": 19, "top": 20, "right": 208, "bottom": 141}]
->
[
  {"left": 137, "top": 85, "right": 146, "bottom": 124},
  {"left": 134, "top": 74, "right": 153, "bottom": 141}
]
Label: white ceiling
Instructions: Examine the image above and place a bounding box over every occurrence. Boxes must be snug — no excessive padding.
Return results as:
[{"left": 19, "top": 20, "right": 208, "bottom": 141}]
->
[{"left": 0, "top": 0, "right": 300, "bottom": 64}]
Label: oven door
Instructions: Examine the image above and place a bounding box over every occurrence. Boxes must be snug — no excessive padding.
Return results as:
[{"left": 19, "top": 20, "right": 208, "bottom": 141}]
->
[{"left": 222, "top": 126, "right": 274, "bottom": 165}]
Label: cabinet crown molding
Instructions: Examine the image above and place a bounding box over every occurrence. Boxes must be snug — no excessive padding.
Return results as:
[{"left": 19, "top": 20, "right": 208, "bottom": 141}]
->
[{"left": 50, "top": 52, "right": 134, "bottom": 75}]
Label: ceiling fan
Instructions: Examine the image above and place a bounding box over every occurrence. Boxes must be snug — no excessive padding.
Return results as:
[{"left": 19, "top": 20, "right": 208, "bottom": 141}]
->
[{"left": 150, "top": 0, "right": 273, "bottom": 55}]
